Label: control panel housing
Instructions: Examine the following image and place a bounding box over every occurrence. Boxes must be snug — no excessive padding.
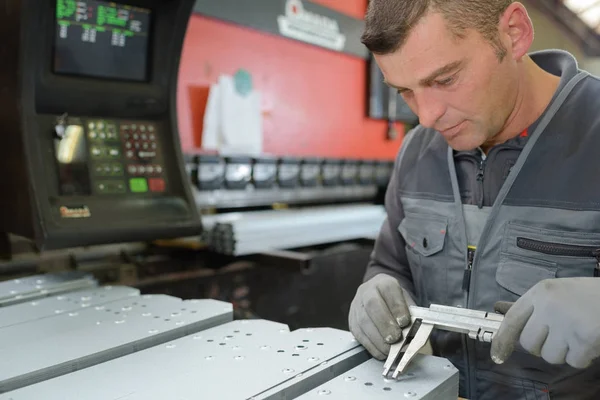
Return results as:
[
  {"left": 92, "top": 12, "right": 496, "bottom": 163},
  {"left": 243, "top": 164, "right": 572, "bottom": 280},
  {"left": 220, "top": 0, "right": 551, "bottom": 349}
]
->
[{"left": 0, "top": 0, "right": 200, "bottom": 249}]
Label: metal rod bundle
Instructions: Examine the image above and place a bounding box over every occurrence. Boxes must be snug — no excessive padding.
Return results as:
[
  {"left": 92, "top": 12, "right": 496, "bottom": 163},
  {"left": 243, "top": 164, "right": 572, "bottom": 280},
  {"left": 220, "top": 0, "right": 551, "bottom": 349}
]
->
[{"left": 202, "top": 204, "right": 386, "bottom": 256}]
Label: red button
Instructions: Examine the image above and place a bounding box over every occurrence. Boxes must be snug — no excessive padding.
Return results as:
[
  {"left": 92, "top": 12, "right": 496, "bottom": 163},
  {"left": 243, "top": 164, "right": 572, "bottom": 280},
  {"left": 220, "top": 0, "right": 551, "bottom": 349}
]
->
[{"left": 149, "top": 178, "right": 165, "bottom": 192}]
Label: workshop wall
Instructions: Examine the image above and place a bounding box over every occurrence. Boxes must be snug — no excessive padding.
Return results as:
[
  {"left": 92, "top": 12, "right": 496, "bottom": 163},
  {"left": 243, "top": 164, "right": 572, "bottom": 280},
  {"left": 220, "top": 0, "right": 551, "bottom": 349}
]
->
[
  {"left": 176, "top": 0, "right": 589, "bottom": 160},
  {"left": 176, "top": 0, "right": 404, "bottom": 160},
  {"left": 526, "top": 2, "right": 586, "bottom": 61},
  {"left": 521, "top": 3, "right": 600, "bottom": 74}
]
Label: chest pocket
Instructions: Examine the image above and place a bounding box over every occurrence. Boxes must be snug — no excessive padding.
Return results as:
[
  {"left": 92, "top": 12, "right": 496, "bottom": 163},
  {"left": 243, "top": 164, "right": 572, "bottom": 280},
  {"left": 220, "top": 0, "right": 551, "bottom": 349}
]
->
[
  {"left": 398, "top": 212, "right": 449, "bottom": 305},
  {"left": 497, "top": 221, "right": 600, "bottom": 298}
]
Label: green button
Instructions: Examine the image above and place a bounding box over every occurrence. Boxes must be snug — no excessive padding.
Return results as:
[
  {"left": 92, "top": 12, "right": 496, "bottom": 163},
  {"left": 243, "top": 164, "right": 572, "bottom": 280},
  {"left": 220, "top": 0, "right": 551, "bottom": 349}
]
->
[{"left": 129, "top": 178, "right": 148, "bottom": 193}]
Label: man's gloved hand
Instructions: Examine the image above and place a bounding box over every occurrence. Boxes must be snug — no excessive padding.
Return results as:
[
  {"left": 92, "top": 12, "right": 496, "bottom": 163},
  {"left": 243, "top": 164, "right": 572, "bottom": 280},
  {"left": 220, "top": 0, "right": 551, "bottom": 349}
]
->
[
  {"left": 491, "top": 277, "right": 600, "bottom": 368},
  {"left": 348, "top": 274, "right": 415, "bottom": 360}
]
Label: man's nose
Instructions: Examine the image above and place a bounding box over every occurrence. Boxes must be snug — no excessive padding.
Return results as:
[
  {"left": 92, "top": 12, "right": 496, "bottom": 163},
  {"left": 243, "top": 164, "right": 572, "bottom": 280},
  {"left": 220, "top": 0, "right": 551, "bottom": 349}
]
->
[{"left": 413, "top": 91, "right": 446, "bottom": 129}]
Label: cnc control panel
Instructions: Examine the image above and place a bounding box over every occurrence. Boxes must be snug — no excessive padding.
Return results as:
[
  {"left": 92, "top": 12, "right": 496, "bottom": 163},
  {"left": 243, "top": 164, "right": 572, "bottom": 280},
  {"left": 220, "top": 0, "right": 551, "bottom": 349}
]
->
[
  {"left": 55, "top": 117, "right": 168, "bottom": 196},
  {"left": 0, "top": 0, "right": 200, "bottom": 249}
]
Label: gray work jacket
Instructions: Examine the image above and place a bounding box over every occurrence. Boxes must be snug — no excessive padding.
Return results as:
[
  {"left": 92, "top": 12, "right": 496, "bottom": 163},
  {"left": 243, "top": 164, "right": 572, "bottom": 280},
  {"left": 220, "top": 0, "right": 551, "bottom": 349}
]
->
[{"left": 364, "top": 49, "right": 600, "bottom": 399}]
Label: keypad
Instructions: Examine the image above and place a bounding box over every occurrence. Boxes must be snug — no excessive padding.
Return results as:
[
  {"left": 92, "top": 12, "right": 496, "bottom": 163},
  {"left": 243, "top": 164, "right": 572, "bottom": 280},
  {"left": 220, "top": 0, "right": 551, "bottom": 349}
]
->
[
  {"left": 85, "top": 119, "right": 166, "bottom": 195},
  {"left": 120, "top": 122, "right": 166, "bottom": 194}
]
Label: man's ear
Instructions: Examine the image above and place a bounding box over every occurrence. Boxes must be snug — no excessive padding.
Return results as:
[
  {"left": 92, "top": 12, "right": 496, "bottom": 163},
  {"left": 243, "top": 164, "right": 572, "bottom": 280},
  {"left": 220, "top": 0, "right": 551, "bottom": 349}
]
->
[{"left": 499, "top": 2, "right": 534, "bottom": 60}]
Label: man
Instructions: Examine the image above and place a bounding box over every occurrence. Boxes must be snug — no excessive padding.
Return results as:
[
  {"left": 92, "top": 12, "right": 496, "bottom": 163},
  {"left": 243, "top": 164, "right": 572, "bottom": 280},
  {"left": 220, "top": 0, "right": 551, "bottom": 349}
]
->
[{"left": 349, "top": 1, "right": 600, "bottom": 399}]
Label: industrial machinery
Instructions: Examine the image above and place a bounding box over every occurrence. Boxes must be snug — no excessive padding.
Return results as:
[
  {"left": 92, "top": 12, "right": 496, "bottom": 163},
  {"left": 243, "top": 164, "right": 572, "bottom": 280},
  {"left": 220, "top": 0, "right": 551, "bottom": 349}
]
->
[
  {"left": 187, "top": 154, "right": 394, "bottom": 209},
  {"left": 0, "top": 1, "right": 461, "bottom": 399},
  {"left": 184, "top": 153, "right": 394, "bottom": 256},
  {"left": 0, "top": 0, "right": 201, "bottom": 250}
]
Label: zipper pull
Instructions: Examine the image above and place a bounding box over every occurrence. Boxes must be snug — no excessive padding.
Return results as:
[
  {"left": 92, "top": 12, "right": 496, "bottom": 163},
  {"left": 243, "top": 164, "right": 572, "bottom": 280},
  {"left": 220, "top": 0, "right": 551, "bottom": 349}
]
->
[
  {"left": 593, "top": 249, "right": 600, "bottom": 277},
  {"left": 477, "top": 163, "right": 484, "bottom": 180},
  {"left": 476, "top": 159, "right": 486, "bottom": 209},
  {"left": 462, "top": 246, "right": 476, "bottom": 291}
]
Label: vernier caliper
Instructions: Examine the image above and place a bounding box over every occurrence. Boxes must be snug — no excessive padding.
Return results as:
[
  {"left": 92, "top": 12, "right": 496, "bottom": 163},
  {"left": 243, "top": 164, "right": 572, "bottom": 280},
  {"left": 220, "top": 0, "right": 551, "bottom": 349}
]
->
[{"left": 383, "top": 304, "right": 504, "bottom": 379}]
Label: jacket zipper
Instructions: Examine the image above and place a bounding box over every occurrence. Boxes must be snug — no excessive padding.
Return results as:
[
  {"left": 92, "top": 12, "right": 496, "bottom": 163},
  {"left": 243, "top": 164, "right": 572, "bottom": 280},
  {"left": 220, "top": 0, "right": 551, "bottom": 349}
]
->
[
  {"left": 517, "top": 237, "right": 600, "bottom": 277},
  {"left": 476, "top": 150, "right": 486, "bottom": 209},
  {"left": 462, "top": 245, "right": 476, "bottom": 399},
  {"left": 462, "top": 246, "right": 476, "bottom": 291},
  {"left": 462, "top": 148, "right": 486, "bottom": 398}
]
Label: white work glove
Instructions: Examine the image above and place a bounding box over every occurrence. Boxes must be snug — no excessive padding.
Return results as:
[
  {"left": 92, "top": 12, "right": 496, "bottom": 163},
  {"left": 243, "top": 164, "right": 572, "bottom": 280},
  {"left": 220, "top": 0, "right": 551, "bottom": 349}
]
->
[
  {"left": 491, "top": 278, "right": 600, "bottom": 369},
  {"left": 348, "top": 274, "right": 415, "bottom": 360}
]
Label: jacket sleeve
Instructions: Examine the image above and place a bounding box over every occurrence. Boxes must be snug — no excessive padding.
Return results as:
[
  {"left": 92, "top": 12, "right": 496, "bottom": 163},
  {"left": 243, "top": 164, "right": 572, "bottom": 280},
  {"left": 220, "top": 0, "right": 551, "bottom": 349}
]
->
[{"left": 363, "top": 130, "right": 416, "bottom": 298}]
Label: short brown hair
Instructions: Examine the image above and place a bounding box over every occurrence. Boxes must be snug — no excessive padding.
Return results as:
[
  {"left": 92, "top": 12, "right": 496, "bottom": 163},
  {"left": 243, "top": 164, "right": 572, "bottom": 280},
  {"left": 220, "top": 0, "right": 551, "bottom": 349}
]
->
[{"left": 361, "top": 0, "right": 514, "bottom": 59}]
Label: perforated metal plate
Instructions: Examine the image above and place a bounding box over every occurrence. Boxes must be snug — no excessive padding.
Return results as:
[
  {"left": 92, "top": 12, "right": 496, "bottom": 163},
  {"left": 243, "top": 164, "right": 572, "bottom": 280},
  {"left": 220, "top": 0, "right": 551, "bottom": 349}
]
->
[
  {"left": 1, "top": 320, "right": 369, "bottom": 400},
  {"left": 0, "top": 271, "right": 97, "bottom": 307},
  {"left": 0, "top": 286, "right": 140, "bottom": 329},
  {"left": 0, "top": 295, "right": 233, "bottom": 393},
  {"left": 296, "top": 355, "right": 459, "bottom": 400}
]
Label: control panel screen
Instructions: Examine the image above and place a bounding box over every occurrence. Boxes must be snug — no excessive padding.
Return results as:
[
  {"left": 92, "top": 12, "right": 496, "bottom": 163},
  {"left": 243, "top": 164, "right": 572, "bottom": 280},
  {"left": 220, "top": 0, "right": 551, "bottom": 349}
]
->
[{"left": 53, "top": 0, "right": 151, "bottom": 82}]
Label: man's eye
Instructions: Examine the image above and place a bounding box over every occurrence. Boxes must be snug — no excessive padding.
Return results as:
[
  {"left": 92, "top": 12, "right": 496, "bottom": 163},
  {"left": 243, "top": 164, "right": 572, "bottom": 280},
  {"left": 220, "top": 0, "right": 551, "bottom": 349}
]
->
[{"left": 436, "top": 76, "right": 455, "bottom": 86}]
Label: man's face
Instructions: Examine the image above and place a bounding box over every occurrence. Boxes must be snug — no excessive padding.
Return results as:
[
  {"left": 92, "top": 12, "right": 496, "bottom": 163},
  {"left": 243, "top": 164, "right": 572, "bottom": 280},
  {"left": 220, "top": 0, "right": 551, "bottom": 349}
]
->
[{"left": 375, "top": 11, "right": 518, "bottom": 151}]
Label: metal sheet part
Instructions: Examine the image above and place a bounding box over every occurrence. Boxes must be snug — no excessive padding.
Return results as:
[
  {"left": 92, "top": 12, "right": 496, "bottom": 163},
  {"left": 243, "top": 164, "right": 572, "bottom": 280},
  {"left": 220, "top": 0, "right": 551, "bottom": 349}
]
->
[
  {"left": 2, "top": 320, "right": 369, "bottom": 400},
  {"left": 0, "top": 286, "right": 140, "bottom": 329},
  {"left": 0, "top": 296, "right": 233, "bottom": 393},
  {"left": 296, "top": 355, "right": 459, "bottom": 400},
  {"left": 0, "top": 271, "right": 97, "bottom": 307},
  {"left": 256, "top": 347, "right": 369, "bottom": 400}
]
